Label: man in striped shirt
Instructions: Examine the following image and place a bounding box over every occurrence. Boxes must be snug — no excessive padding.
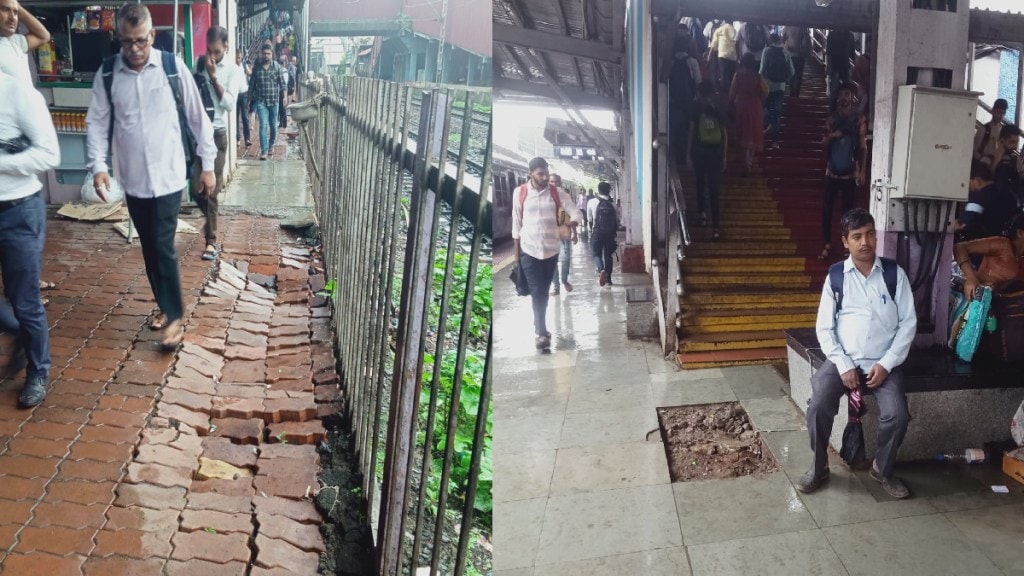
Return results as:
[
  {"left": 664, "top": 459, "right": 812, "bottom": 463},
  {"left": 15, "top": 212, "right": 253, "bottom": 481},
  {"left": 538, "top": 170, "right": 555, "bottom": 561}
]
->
[{"left": 512, "top": 157, "right": 584, "bottom": 351}]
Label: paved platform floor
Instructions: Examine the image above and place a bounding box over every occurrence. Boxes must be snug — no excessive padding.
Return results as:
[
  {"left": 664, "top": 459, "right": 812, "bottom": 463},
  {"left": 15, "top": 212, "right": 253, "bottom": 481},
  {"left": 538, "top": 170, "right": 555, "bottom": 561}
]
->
[
  {"left": 493, "top": 239, "right": 1024, "bottom": 576},
  {"left": 0, "top": 159, "right": 337, "bottom": 573}
]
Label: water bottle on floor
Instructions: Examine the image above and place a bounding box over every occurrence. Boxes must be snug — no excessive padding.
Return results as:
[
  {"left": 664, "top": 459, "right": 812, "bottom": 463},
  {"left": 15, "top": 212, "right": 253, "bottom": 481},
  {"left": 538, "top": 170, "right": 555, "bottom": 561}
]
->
[{"left": 936, "top": 448, "right": 985, "bottom": 463}]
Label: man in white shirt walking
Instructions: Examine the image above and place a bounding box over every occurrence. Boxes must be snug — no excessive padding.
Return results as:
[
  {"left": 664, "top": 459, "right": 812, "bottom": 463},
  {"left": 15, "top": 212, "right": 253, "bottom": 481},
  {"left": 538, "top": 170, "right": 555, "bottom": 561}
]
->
[
  {"left": 0, "top": 0, "right": 49, "bottom": 81},
  {"left": 797, "top": 208, "right": 917, "bottom": 499},
  {"left": 86, "top": 4, "right": 216, "bottom": 350},
  {"left": 512, "top": 157, "right": 583, "bottom": 351},
  {"left": 192, "top": 26, "right": 241, "bottom": 262},
  {"left": 0, "top": 69, "right": 60, "bottom": 407}
]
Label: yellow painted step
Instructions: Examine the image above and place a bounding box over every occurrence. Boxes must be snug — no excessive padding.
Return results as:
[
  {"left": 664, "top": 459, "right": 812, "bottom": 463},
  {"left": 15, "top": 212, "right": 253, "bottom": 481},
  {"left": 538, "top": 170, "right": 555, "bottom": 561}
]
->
[
  {"left": 682, "top": 257, "right": 809, "bottom": 273},
  {"left": 678, "top": 330, "right": 787, "bottom": 352},
  {"left": 681, "top": 308, "right": 817, "bottom": 328}
]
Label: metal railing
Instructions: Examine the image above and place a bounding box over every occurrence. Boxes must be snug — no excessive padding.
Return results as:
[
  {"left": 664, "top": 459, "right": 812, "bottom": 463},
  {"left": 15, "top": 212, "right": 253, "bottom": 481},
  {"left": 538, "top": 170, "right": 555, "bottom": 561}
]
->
[{"left": 299, "top": 76, "right": 493, "bottom": 576}]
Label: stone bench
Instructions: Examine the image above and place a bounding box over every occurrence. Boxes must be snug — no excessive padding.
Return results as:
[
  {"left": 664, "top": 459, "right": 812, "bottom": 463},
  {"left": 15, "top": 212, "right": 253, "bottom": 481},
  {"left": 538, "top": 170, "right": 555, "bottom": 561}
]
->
[{"left": 785, "top": 328, "right": 1024, "bottom": 462}]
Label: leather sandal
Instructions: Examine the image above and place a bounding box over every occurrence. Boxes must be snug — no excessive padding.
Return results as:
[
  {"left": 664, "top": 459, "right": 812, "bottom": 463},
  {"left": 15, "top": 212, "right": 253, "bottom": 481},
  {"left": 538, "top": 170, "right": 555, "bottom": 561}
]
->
[
  {"left": 149, "top": 312, "right": 167, "bottom": 331},
  {"left": 159, "top": 320, "right": 185, "bottom": 350}
]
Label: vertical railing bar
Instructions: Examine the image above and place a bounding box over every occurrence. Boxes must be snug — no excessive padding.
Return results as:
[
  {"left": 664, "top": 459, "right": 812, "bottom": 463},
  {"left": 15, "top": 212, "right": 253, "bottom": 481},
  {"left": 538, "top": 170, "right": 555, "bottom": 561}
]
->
[
  {"left": 378, "top": 86, "right": 436, "bottom": 575},
  {"left": 431, "top": 109, "right": 491, "bottom": 576},
  {"left": 453, "top": 325, "right": 491, "bottom": 576},
  {"left": 411, "top": 86, "right": 460, "bottom": 569}
]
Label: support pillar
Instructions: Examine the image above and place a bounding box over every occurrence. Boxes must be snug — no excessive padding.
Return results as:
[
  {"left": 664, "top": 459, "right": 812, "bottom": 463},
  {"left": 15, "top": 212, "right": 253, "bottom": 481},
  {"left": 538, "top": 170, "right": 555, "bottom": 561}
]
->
[{"left": 870, "top": 1, "right": 970, "bottom": 346}]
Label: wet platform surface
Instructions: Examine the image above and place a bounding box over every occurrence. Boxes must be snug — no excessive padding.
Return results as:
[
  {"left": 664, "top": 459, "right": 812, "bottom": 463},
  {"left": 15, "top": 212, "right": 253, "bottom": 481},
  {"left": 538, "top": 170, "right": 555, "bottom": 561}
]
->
[{"left": 492, "top": 236, "right": 1024, "bottom": 576}]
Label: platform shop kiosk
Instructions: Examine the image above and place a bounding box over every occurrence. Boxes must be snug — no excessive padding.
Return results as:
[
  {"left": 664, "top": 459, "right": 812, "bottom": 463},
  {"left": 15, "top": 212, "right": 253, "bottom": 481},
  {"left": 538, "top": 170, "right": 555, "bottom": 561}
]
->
[{"left": 21, "top": 1, "right": 212, "bottom": 204}]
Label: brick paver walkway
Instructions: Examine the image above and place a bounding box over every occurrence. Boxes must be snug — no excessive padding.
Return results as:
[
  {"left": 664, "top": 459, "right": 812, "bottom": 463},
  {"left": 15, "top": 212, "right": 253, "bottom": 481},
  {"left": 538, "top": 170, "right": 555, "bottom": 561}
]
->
[{"left": 0, "top": 213, "right": 338, "bottom": 575}]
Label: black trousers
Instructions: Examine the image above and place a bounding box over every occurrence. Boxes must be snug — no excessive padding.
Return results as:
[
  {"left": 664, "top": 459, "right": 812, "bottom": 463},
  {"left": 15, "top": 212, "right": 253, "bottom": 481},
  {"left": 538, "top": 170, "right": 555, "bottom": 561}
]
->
[
  {"left": 790, "top": 56, "right": 806, "bottom": 97},
  {"left": 126, "top": 193, "right": 184, "bottom": 323},
  {"left": 823, "top": 177, "right": 857, "bottom": 244}
]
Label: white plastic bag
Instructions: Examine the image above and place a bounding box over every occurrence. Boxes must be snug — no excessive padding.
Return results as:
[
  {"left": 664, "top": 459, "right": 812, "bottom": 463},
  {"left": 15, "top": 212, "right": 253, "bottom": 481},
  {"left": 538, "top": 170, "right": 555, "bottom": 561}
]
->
[
  {"left": 1013, "top": 400, "right": 1024, "bottom": 447},
  {"left": 81, "top": 173, "right": 124, "bottom": 204}
]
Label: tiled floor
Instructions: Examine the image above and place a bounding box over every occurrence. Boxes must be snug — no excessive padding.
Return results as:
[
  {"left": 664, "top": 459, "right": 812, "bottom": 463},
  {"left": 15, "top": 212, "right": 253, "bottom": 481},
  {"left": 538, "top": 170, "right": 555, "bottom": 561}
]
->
[
  {"left": 493, "top": 239, "right": 1024, "bottom": 576},
  {"left": 0, "top": 162, "right": 337, "bottom": 573}
]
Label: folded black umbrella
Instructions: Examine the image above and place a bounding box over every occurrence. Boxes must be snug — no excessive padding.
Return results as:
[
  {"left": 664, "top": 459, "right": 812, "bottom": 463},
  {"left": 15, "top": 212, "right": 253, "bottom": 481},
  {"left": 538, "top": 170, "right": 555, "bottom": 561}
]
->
[
  {"left": 839, "top": 387, "right": 867, "bottom": 466},
  {"left": 509, "top": 263, "right": 530, "bottom": 297}
]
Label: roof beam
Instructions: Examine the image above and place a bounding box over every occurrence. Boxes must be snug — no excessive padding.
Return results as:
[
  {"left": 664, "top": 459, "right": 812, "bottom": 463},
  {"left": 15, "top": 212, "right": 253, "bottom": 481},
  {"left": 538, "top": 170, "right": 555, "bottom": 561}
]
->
[
  {"left": 493, "top": 23, "right": 623, "bottom": 64},
  {"left": 969, "top": 9, "right": 1024, "bottom": 44},
  {"left": 309, "top": 20, "right": 402, "bottom": 37},
  {"left": 493, "top": 77, "right": 618, "bottom": 109},
  {"left": 666, "top": 0, "right": 876, "bottom": 32}
]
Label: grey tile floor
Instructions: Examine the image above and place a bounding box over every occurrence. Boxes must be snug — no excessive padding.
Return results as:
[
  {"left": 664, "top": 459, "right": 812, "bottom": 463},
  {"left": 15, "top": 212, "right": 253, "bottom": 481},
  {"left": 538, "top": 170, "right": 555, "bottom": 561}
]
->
[{"left": 493, "top": 240, "right": 1024, "bottom": 575}]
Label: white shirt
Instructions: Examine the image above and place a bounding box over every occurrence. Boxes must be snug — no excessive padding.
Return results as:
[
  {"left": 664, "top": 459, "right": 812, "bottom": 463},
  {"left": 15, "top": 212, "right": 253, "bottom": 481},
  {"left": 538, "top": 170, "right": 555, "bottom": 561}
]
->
[
  {"left": 815, "top": 257, "right": 918, "bottom": 375},
  {"left": 0, "top": 72, "right": 60, "bottom": 201},
  {"left": 86, "top": 49, "right": 217, "bottom": 199},
  {"left": 198, "top": 57, "right": 242, "bottom": 130},
  {"left": 587, "top": 193, "right": 614, "bottom": 225},
  {"left": 511, "top": 182, "right": 583, "bottom": 260},
  {"left": 0, "top": 34, "right": 30, "bottom": 82}
]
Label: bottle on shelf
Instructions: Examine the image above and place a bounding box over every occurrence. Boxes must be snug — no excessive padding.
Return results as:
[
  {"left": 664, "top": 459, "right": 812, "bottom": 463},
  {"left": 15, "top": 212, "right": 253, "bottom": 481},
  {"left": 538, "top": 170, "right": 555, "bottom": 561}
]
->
[{"left": 936, "top": 448, "right": 985, "bottom": 464}]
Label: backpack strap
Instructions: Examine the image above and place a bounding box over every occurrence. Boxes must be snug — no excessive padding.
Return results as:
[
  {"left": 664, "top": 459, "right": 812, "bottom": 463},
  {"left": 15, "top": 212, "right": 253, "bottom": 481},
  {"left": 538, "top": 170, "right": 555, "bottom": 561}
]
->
[
  {"left": 161, "top": 50, "right": 198, "bottom": 166},
  {"left": 101, "top": 55, "right": 118, "bottom": 159},
  {"left": 517, "top": 184, "right": 528, "bottom": 220},
  {"left": 828, "top": 262, "right": 845, "bottom": 315},
  {"left": 880, "top": 257, "right": 898, "bottom": 301},
  {"left": 548, "top": 184, "right": 562, "bottom": 211}
]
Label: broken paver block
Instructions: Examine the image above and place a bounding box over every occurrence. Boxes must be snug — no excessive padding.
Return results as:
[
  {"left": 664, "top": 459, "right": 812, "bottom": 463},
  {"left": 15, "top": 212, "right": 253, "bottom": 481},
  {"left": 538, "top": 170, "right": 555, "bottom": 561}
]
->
[
  {"left": 252, "top": 496, "right": 321, "bottom": 524},
  {"left": 125, "top": 462, "right": 193, "bottom": 489},
  {"left": 105, "top": 506, "right": 180, "bottom": 537},
  {"left": 262, "top": 397, "right": 316, "bottom": 423},
  {"left": 266, "top": 366, "right": 312, "bottom": 384},
  {"left": 314, "top": 386, "right": 341, "bottom": 404},
  {"left": 254, "top": 534, "right": 320, "bottom": 573},
  {"left": 189, "top": 478, "right": 255, "bottom": 499},
  {"left": 209, "top": 418, "right": 264, "bottom": 445},
  {"left": 157, "top": 404, "right": 211, "bottom": 434},
  {"left": 265, "top": 420, "right": 325, "bottom": 446},
  {"left": 226, "top": 329, "right": 268, "bottom": 349},
  {"left": 229, "top": 319, "right": 270, "bottom": 335},
  {"left": 252, "top": 474, "right": 313, "bottom": 500},
  {"left": 219, "top": 270, "right": 247, "bottom": 292},
  {"left": 196, "top": 458, "right": 252, "bottom": 481},
  {"left": 257, "top": 443, "right": 319, "bottom": 464},
  {"left": 135, "top": 444, "right": 202, "bottom": 471},
  {"left": 201, "top": 437, "right": 258, "bottom": 469},
  {"left": 256, "top": 512, "right": 325, "bottom": 552},
  {"left": 266, "top": 352, "right": 310, "bottom": 368},
  {"left": 224, "top": 345, "right": 268, "bottom": 361},
  {"left": 312, "top": 371, "right": 339, "bottom": 387},
  {"left": 267, "top": 335, "right": 309, "bottom": 351},
  {"left": 114, "top": 483, "right": 187, "bottom": 511},
  {"left": 254, "top": 459, "right": 316, "bottom": 486},
  {"left": 268, "top": 379, "right": 313, "bottom": 394},
  {"left": 165, "top": 375, "right": 217, "bottom": 396},
  {"left": 268, "top": 324, "right": 308, "bottom": 338},
  {"left": 180, "top": 509, "right": 253, "bottom": 535},
  {"left": 171, "top": 530, "right": 251, "bottom": 564},
  {"left": 180, "top": 343, "right": 226, "bottom": 369},
  {"left": 211, "top": 397, "right": 265, "bottom": 420},
  {"left": 161, "top": 388, "right": 213, "bottom": 414},
  {"left": 185, "top": 492, "right": 252, "bottom": 515},
  {"left": 220, "top": 360, "right": 267, "bottom": 384},
  {"left": 216, "top": 383, "right": 273, "bottom": 400}
]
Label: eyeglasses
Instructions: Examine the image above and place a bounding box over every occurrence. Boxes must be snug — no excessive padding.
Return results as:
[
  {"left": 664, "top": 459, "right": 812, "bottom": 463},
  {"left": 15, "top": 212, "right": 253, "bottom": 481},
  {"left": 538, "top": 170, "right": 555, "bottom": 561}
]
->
[{"left": 120, "top": 37, "right": 150, "bottom": 50}]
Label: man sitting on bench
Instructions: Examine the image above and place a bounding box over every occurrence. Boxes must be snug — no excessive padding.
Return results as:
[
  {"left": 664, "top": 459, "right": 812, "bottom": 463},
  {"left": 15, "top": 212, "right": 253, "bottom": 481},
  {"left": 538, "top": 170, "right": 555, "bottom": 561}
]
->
[{"left": 796, "top": 208, "right": 918, "bottom": 499}]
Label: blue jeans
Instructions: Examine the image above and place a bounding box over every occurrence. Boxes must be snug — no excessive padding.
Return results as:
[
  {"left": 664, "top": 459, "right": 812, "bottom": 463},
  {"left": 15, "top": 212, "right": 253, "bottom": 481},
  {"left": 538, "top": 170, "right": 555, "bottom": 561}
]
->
[
  {"left": 520, "top": 253, "right": 557, "bottom": 335},
  {"left": 551, "top": 240, "right": 571, "bottom": 288},
  {"left": 236, "top": 94, "right": 251, "bottom": 143},
  {"left": 592, "top": 233, "right": 616, "bottom": 281},
  {"left": 0, "top": 193, "right": 49, "bottom": 379},
  {"left": 255, "top": 101, "right": 279, "bottom": 154}
]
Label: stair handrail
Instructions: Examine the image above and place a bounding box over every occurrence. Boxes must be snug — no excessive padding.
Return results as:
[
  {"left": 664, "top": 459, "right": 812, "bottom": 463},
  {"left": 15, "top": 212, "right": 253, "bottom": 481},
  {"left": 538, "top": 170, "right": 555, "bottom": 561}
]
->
[{"left": 668, "top": 159, "right": 691, "bottom": 251}]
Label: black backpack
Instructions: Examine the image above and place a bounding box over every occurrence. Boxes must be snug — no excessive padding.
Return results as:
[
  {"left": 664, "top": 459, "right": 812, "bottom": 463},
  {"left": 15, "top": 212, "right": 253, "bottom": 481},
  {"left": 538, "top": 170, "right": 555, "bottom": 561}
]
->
[
  {"left": 102, "top": 50, "right": 199, "bottom": 173},
  {"left": 746, "top": 25, "right": 767, "bottom": 53},
  {"left": 193, "top": 55, "right": 217, "bottom": 121},
  {"left": 594, "top": 198, "right": 618, "bottom": 236},
  {"left": 762, "top": 47, "right": 789, "bottom": 83}
]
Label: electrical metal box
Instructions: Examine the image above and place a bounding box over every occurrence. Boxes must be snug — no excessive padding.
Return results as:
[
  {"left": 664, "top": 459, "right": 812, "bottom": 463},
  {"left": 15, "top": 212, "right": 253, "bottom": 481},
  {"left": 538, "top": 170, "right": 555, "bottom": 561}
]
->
[{"left": 890, "top": 85, "right": 980, "bottom": 201}]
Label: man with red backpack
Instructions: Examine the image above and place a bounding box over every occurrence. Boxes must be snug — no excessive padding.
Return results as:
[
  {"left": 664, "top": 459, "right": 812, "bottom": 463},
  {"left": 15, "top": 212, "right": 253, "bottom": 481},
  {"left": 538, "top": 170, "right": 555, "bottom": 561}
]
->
[{"left": 512, "top": 157, "right": 583, "bottom": 351}]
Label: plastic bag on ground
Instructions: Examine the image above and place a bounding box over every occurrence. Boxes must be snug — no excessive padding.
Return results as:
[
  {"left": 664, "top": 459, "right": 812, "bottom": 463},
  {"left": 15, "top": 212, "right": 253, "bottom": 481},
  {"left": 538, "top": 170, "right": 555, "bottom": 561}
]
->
[{"left": 1013, "top": 400, "right": 1024, "bottom": 447}]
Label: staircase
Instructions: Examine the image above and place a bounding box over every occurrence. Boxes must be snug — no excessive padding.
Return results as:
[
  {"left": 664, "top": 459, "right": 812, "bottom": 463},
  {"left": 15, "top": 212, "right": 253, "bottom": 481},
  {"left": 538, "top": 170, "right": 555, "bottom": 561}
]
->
[{"left": 676, "top": 62, "right": 867, "bottom": 369}]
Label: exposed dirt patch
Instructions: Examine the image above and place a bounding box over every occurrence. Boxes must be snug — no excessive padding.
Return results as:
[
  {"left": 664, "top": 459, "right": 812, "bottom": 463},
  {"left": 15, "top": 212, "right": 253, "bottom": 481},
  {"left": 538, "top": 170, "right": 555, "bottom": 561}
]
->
[
  {"left": 658, "top": 402, "right": 779, "bottom": 482},
  {"left": 316, "top": 423, "right": 375, "bottom": 576}
]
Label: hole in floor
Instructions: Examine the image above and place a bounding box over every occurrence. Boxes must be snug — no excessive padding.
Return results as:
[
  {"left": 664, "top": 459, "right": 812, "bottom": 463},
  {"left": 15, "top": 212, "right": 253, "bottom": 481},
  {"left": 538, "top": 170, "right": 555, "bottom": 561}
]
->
[{"left": 657, "top": 402, "right": 780, "bottom": 482}]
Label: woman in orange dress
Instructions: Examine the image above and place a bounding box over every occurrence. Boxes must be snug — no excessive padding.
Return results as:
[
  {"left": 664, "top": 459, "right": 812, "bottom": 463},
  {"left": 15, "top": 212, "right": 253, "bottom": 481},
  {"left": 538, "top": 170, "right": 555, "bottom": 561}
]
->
[
  {"left": 729, "top": 53, "right": 766, "bottom": 174},
  {"left": 954, "top": 213, "right": 1024, "bottom": 299}
]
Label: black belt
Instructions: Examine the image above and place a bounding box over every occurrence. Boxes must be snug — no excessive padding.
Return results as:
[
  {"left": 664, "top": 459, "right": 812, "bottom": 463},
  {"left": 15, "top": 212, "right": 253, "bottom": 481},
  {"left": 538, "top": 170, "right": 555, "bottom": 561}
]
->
[{"left": 0, "top": 191, "right": 38, "bottom": 213}]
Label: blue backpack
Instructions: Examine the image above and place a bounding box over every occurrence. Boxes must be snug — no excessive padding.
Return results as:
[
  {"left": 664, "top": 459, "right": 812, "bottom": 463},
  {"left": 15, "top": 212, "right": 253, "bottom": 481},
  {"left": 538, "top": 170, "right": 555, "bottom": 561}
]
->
[{"left": 102, "top": 51, "right": 198, "bottom": 173}]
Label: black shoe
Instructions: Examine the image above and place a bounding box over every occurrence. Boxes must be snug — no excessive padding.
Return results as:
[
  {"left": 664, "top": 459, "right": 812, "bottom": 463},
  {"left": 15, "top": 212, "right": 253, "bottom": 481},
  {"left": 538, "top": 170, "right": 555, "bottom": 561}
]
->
[
  {"left": 18, "top": 376, "right": 48, "bottom": 408},
  {"left": 869, "top": 465, "right": 910, "bottom": 499},
  {"left": 794, "top": 468, "right": 830, "bottom": 494}
]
